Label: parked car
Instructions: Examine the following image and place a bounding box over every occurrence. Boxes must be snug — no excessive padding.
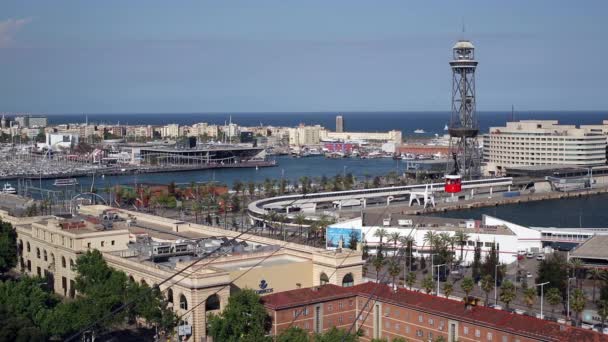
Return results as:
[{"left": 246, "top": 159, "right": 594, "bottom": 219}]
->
[
  {"left": 526, "top": 252, "right": 534, "bottom": 259},
  {"left": 536, "top": 254, "right": 545, "bottom": 261},
  {"left": 526, "top": 271, "right": 533, "bottom": 278}
]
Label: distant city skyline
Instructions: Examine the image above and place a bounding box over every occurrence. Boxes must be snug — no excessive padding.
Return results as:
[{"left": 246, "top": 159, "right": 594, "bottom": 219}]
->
[{"left": 1, "top": 1, "right": 607, "bottom": 113}]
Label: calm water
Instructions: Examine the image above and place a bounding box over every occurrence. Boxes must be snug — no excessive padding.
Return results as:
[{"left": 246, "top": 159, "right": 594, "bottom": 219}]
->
[
  {"left": 46, "top": 111, "right": 608, "bottom": 138},
  {"left": 434, "top": 193, "right": 608, "bottom": 228},
  {"left": 35, "top": 155, "right": 404, "bottom": 190}
]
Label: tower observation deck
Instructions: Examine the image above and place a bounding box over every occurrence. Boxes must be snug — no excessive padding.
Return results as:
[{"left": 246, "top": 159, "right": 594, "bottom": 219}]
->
[{"left": 448, "top": 39, "right": 480, "bottom": 179}]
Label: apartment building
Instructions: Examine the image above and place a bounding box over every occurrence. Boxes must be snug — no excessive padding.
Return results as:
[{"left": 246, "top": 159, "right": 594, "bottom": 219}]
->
[
  {"left": 263, "top": 283, "right": 607, "bottom": 341},
  {"left": 483, "top": 120, "right": 607, "bottom": 176},
  {"left": 288, "top": 125, "right": 324, "bottom": 146}
]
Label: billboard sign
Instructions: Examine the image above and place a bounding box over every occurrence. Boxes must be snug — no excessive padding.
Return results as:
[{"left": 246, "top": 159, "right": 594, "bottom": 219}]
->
[{"left": 326, "top": 227, "right": 362, "bottom": 249}]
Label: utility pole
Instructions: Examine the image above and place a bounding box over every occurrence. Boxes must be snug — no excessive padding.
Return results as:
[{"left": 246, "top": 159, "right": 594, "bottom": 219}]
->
[
  {"left": 434, "top": 264, "right": 446, "bottom": 296},
  {"left": 536, "top": 281, "right": 550, "bottom": 319}
]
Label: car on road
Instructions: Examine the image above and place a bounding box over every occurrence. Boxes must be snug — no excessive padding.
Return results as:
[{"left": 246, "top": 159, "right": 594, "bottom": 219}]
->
[
  {"left": 536, "top": 254, "right": 545, "bottom": 261},
  {"left": 526, "top": 271, "right": 533, "bottom": 278},
  {"left": 526, "top": 252, "right": 534, "bottom": 259}
]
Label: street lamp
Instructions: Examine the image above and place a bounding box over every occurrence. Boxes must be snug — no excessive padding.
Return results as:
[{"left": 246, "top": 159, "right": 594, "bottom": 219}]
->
[
  {"left": 430, "top": 253, "right": 439, "bottom": 278},
  {"left": 536, "top": 281, "right": 550, "bottom": 320},
  {"left": 434, "top": 264, "right": 446, "bottom": 296},
  {"left": 566, "top": 277, "right": 576, "bottom": 320},
  {"left": 494, "top": 264, "right": 500, "bottom": 305}
]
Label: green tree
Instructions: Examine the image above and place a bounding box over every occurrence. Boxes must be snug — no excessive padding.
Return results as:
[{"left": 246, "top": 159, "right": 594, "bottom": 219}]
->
[
  {"left": 523, "top": 288, "right": 536, "bottom": 309},
  {"left": 348, "top": 231, "right": 359, "bottom": 250},
  {"left": 499, "top": 280, "right": 516, "bottom": 310},
  {"left": 443, "top": 282, "right": 454, "bottom": 298},
  {"left": 537, "top": 254, "right": 568, "bottom": 297},
  {"left": 406, "top": 272, "right": 416, "bottom": 290},
  {"left": 374, "top": 228, "right": 388, "bottom": 256},
  {"left": 588, "top": 268, "right": 603, "bottom": 301},
  {"left": 570, "top": 288, "right": 586, "bottom": 327},
  {"left": 480, "top": 274, "right": 495, "bottom": 306},
  {"left": 314, "top": 326, "right": 358, "bottom": 342},
  {"left": 545, "top": 287, "right": 562, "bottom": 316},
  {"left": 277, "top": 326, "right": 309, "bottom": 342},
  {"left": 422, "top": 275, "right": 434, "bottom": 294},
  {"left": 387, "top": 260, "right": 401, "bottom": 288},
  {"left": 454, "top": 230, "right": 470, "bottom": 263},
  {"left": 372, "top": 256, "right": 386, "bottom": 283},
  {"left": 597, "top": 300, "right": 608, "bottom": 331},
  {"left": 294, "top": 214, "right": 307, "bottom": 239},
  {"left": 0, "top": 220, "right": 17, "bottom": 275},
  {"left": 207, "top": 289, "right": 271, "bottom": 342},
  {"left": 460, "top": 277, "right": 474, "bottom": 299},
  {"left": 471, "top": 243, "right": 482, "bottom": 281}
]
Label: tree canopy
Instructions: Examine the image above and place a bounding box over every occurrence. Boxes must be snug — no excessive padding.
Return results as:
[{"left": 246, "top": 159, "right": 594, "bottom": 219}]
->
[
  {"left": 0, "top": 220, "right": 17, "bottom": 274},
  {"left": 207, "top": 289, "right": 271, "bottom": 342}
]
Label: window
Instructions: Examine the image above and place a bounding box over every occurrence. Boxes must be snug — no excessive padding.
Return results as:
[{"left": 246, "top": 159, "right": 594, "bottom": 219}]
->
[
  {"left": 111, "top": 240, "right": 115, "bottom": 246},
  {"left": 43, "top": 250, "right": 47, "bottom": 261},
  {"left": 26, "top": 242, "right": 30, "bottom": 252},
  {"left": 405, "top": 325, "right": 410, "bottom": 334},
  {"left": 36, "top": 248, "right": 40, "bottom": 259},
  {"left": 328, "top": 304, "right": 333, "bottom": 312},
  {"left": 320, "top": 273, "right": 329, "bottom": 285},
  {"left": 167, "top": 288, "right": 173, "bottom": 303},
  {"left": 304, "top": 322, "right": 310, "bottom": 330},
  {"left": 87, "top": 242, "right": 91, "bottom": 248},
  {"left": 303, "top": 307, "right": 309, "bottom": 316},
  {"left": 395, "top": 323, "right": 400, "bottom": 331},
  {"left": 429, "top": 318, "right": 434, "bottom": 325},
  {"left": 349, "top": 299, "right": 354, "bottom": 307},
  {"left": 487, "top": 332, "right": 493, "bottom": 341},
  {"left": 27, "top": 260, "right": 31, "bottom": 271},
  {"left": 69, "top": 259, "right": 74, "bottom": 268},
  {"left": 293, "top": 310, "right": 298, "bottom": 318},
  {"left": 62, "top": 256, "right": 66, "bottom": 268},
  {"left": 205, "top": 294, "right": 220, "bottom": 311},
  {"left": 428, "top": 332, "right": 433, "bottom": 340},
  {"left": 339, "top": 301, "right": 344, "bottom": 309},
  {"left": 338, "top": 316, "right": 343, "bottom": 324},
  {"left": 342, "top": 273, "right": 354, "bottom": 287},
  {"left": 418, "top": 315, "right": 423, "bottom": 323},
  {"left": 179, "top": 294, "right": 188, "bottom": 310},
  {"left": 475, "top": 329, "right": 481, "bottom": 338},
  {"left": 101, "top": 241, "right": 105, "bottom": 247},
  {"left": 416, "top": 330, "right": 423, "bottom": 337},
  {"left": 502, "top": 336, "right": 508, "bottom": 342}
]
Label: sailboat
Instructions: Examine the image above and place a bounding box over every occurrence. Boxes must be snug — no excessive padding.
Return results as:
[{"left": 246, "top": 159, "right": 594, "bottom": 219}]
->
[{"left": 444, "top": 124, "right": 448, "bottom": 131}]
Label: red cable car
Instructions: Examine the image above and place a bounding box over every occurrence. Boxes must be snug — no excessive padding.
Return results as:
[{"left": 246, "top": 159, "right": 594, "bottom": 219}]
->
[
  {"left": 445, "top": 174, "right": 462, "bottom": 193},
  {"left": 445, "top": 152, "right": 462, "bottom": 193}
]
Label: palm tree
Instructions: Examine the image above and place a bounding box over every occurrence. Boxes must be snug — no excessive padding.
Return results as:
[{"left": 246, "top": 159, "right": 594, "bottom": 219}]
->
[
  {"left": 387, "top": 260, "right": 401, "bottom": 289},
  {"left": 598, "top": 300, "right": 608, "bottom": 331},
  {"left": 389, "top": 232, "right": 401, "bottom": 256},
  {"left": 372, "top": 256, "right": 386, "bottom": 283},
  {"left": 422, "top": 275, "right": 434, "bottom": 294},
  {"left": 500, "top": 280, "right": 516, "bottom": 310},
  {"left": 443, "top": 282, "right": 454, "bottom": 299},
  {"left": 523, "top": 288, "right": 536, "bottom": 309},
  {"left": 568, "top": 258, "right": 584, "bottom": 288},
  {"left": 374, "top": 228, "right": 388, "bottom": 256},
  {"left": 406, "top": 272, "right": 416, "bottom": 290},
  {"left": 454, "top": 230, "right": 470, "bottom": 263},
  {"left": 423, "top": 231, "right": 438, "bottom": 255},
  {"left": 191, "top": 201, "right": 202, "bottom": 224},
  {"left": 480, "top": 274, "right": 495, "bottom": 306},
  {"left": 399, "top": 236, "right": 415, "bottom": 271},
  {"left": 571, "top": 288, "right": 586, "bottom": 327},
  {"left": 294, "top": 213, "right": 307, "bottom": 239},
  {"left": 546, "top": 287, "right": 562, "bottom": 317},
  {"left": 588, "top": 268, "right": 603, "bottom": 301},
  {"left": 460, "top": 277, "right": 474, "bottom": 300}
]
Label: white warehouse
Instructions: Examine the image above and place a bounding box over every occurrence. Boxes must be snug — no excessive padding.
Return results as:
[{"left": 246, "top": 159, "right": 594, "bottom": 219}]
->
[{"left": 326, "top": 213, "right": 542, "bottom": 265}]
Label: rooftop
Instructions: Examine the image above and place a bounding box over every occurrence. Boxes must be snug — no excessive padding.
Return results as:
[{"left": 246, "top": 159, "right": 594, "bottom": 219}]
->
[
  {"left": 569, "top": 235, "right": 608, "bottom": 260},
  {"left": 361, "top": 213, "right": 515, "bottom": 236},
  {"left": 263, "top": 282, "right": 607, "bottom": 342}
]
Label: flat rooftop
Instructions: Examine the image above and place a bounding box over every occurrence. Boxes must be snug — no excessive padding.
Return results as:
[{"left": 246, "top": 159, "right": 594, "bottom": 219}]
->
[{"left": 362, "top": 212, "right": 515, "bottom": 236}]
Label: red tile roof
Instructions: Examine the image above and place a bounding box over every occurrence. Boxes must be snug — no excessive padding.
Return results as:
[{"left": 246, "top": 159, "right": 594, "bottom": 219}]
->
[{"left": 262, "top": 282, "right": 608, "bottom": 342}]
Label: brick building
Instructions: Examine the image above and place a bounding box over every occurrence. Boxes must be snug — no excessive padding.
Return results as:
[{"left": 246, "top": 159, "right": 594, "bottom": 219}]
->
[{"left": 263, "top": 282, "right": 607, "bottom": 342}]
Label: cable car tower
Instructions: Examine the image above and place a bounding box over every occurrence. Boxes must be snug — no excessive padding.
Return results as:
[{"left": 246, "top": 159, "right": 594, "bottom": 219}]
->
[{"left": 447, "top": 38, "right": 480, "bottom": 180}]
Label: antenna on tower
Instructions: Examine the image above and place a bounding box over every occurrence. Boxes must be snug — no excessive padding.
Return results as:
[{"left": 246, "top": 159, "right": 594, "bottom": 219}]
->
[{"left": 510, "top": 105, "right": 515, "bottom": 122}]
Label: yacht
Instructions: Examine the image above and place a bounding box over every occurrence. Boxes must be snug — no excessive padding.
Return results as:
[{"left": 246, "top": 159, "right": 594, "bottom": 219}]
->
[
  {"left": 414, "top": 129, "right": 426, "bottom": 134},
  {"left": 444, "top": 124, "right": 449, "bottom": 131},
  {"left": 1, "top": 183, "right": 16, "bottom": 194},
  {"left": 53, "top": 178, "right": 78, "bottom": 186}
]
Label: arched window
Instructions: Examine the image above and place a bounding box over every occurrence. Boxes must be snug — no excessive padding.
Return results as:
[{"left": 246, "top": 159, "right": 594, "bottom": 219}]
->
[
  {"left": 128, "top": 275, "right": 135, "bottom": 283},
  {"left": 61, "top": 256, "right": 66, "bottom": 268},
  {"left": 69, "top": 259, "right": 74, "bottom": 269},
  {"left": 36, "top": 248, "right": 40, "bottom": 259},
  {"left": 180, "top": 294, "right": 188, "bottom": 310},
  {"left": 18, "top": 240, "right": 23, "bottom": 253},
  {"left": 167, "top": 288, "right": 174, "bottom": 303},
  {"left": 50, "top": 253, "right": 55, "bottom": 266},
  {"left": 141, "top": 279, "right": 148, "bottom": 287},
  {"left": 43, "top": 250, "right": 48, "bottom": 261},
  {"left": 26, "top": 242, "right": 30, "bottom": 253},
  {"left": 320, "top": 272, "right": 329, "bottom": 285},
  {"left": 342, "top": 273, "right": 354, "bottom": 287},
  {"left": 27, "top": 260, "right": 31, "bottom": 271},
  {"left": 205, "top": 294, "right": 220, "bottom": 311}
]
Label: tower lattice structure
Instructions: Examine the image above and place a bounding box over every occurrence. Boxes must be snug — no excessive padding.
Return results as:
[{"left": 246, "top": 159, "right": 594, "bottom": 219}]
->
[{"left": 448, "top": 39, "right": 480, "bottom": 179}]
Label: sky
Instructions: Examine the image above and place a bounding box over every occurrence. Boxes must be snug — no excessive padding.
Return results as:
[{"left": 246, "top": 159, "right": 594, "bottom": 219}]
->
[{"left": 0, "top": 1, "right": 607, "bottom": 114}]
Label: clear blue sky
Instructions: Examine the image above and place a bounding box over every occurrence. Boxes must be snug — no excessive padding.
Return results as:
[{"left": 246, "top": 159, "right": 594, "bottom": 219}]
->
[{"left": 1, "top": 1, "right": 607, "bottom": 113}]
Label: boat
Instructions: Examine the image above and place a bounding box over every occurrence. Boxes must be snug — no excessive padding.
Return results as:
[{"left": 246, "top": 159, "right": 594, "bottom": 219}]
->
[
  {"left": 414, "top": 129, "right": 426, "bottom": 134},
  {"left": 53, "top": 178, "right": 79, "bottom": 186},
  {"left": 1, "top": 183, "right": 16, "bottom": 194},
  {"left": 444, "top": 124, "right": 449, "bottom": 131}
]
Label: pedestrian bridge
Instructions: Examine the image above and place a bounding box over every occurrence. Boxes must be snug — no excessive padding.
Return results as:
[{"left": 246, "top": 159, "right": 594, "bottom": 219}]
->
[{"left": 247, "top": 177, "right": 514, "bottom": 222}]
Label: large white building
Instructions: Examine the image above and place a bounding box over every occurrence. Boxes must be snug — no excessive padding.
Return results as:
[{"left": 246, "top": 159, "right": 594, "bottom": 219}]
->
[
  {"left": 483, "top": 120, "right": 607, "bottom": 176},
  {"left": 288, "top": 124, "right": 324, "bottom": 146},
  {"left": 327, "top": 213, "right": 542, "bottom": 265},
  {"left": 322, "top": 130, "right": 402, "bottom": 144}
]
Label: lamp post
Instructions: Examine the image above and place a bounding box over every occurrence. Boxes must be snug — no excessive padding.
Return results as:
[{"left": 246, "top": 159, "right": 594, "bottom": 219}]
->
[
  {"left": 494, "top": 264, "right": 500, "bottom": 305},
  {"left": 566, "top": 277, "right": 576, "bottom": 320},
  {"left": 434, "top": 264, "right": 446, "bottom": 296},
  {"left": 430, "top": 253, "right": 438, "bottom": 278},
  {"left": 536, "top": 281, "right": 550, "bottom": 319}
]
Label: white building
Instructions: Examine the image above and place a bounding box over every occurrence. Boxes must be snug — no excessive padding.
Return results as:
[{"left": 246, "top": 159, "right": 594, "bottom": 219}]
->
[
  {"left": 46, "top": 133, "right": 79, "bottom": 149},
  {"left": 322, "top": 130, "right": 402, "bottom": 144},
  {"left": 288, "top": 125, "right": 324, "bottom": 146},
  {"left": 327, "top": 213, "right": 542, "bottom": 265},
  {"left": 483, "top": 120, "right": 607, "bottom": 176},
  {"left": 161, "top": 124, "right": 180, "bottom": 138}
]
